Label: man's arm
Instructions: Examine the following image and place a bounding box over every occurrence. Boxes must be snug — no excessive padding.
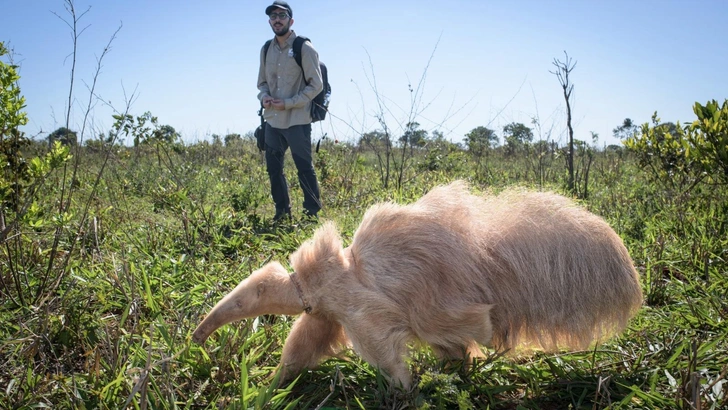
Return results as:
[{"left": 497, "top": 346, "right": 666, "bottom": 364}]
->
[
  {"left": 283, "top": 41, "right": 323, "bottom": 110},
  {"left": 257, "top": 44, "right": 272, "bottom": 106}
]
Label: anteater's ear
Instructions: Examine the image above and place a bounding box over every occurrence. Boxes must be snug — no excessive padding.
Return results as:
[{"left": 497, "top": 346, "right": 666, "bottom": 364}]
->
[
  {"left": 257, "top": 281, "right": 265, "bottom": 297},
  {"left": 312, "top": 221, "right": 342, "bottom": 259},
  {"left": 291, "top": 221, "right": 344, "bottom": 272}
]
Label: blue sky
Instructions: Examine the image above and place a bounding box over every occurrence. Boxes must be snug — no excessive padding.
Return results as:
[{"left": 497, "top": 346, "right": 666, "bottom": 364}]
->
[{"left": 3, "top": 0, "right": 727, "bottom": 146}]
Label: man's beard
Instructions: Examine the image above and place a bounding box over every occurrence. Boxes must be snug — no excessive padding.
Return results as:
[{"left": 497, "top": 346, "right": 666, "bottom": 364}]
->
[{"left": 272, "top": 23, "right": 290, "bottom": 37}]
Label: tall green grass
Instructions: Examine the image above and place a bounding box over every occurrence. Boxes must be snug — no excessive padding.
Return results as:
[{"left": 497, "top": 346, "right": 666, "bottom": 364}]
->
[{"left": 1, "top": 138, "right": 726, "bottom": 409}]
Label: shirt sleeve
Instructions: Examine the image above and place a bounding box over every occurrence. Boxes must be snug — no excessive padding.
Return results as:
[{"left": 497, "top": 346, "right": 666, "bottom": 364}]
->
[
  {"left": 257, "top": 44, "right": 271, "bottom": 102},
  {"left": 284, "top": 41, "right": 324, "bottom": 110}
]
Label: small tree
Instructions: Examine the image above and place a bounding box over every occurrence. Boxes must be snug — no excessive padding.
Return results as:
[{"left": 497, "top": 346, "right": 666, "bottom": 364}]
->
[
  {"left": 360, "top": 130, "right": 392, "bottom": 186},
  {"left": 361, "top": 130, "right": 387, "bottom": 147},
  {"left": 117, "top": 112, "right": 179, "bottom": 166},
  {"left": 400, "top": 122, "right": 428, "bottom": 147},
  {"left": 573, "top": 139, "right": 594, "bottom": 199},
  {"left": 550, "top": 51, "right": 577, "bottom": 194},
  {"left": 624, "top": 114, "right": 702, "bottom": 197},
  {"left": 0, "top": 41, "right": 30, "bottom": 216},
  {"left": 48, "top": 126, "right": 78, "bottom": 146},
  {"left": 503, "top": 122, "right": 533, "bottom": 156},
  {"left": 156, "top": 124, "right": 180, "bottom": 144},
  {"left": 464, "top": 126, "right": 498, "bottom": 156},
  {"left": 464, "top": 126, "right": 497, "bottom": 180},
  {"left": 613, "top": 118, "right": 639, "bottom": 140},
  {"left": 1, "top": 41, "right": 73, "bottom": 307},
  {"left": 399, "top": 121, "right": 428, "bottom": 158},
  {"left": 689, "top": 99, "right": 728, "bottom": 183},
  {"left": 224, "top": 133, "right": 242, "bottom": 146}
]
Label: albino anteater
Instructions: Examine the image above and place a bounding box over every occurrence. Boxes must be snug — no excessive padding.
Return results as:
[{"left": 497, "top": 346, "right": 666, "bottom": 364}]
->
[{"left": 192, "top": 181, "right": 643, "bottom": 389}]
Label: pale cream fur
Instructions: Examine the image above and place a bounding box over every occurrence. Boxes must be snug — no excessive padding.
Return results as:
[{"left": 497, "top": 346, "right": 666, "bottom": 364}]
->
[{"left": 192, "top": 181, "right": 643, "bottom": 389}]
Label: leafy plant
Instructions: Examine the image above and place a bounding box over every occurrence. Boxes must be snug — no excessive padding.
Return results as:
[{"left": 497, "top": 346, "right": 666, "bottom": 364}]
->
[
  {"left": 624, "top": 114, "right": 704, "bottom": 199},
  {"left": 688, "top": 99, "right": 728, "bottom": 182},
  {"left": 0, "top": 41, "right": 30, "bottom": 216}
]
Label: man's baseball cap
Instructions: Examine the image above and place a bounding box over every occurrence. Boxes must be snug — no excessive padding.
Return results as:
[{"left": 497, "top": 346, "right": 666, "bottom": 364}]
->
[{"left": 265, "top": 1, "right": 293, "bottom": 17}]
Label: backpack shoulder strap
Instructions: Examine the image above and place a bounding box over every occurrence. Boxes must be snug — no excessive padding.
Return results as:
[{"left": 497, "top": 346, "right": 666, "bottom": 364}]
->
[
  {"left": 263, "top": 39, "right": 273, "bottom": 64},
  {"left": 292, "top": 36, "right": 310, "bottom": 69}
]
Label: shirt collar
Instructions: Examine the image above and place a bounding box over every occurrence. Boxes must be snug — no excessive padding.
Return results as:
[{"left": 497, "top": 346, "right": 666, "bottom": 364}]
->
[
  {"left": 274, "top": 30, "right": 297, "bottom": 50},
  {"left": 286, "top": 30, "right": 297, "bottom": 46}
]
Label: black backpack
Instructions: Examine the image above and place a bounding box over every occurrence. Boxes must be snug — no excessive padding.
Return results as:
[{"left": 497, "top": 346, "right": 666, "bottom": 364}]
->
[{"left": 263, "top": 36, "right": 330, "bottom": 122}]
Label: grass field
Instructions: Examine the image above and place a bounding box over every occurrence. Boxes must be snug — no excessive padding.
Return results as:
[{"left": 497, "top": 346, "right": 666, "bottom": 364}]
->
[{"left": 1, "top": 127, "right": 727, "bottom": 409}]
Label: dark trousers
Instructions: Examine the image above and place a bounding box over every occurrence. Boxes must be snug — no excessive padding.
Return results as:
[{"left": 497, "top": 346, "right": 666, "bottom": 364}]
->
[{"left": 265, "top": 123, "right": 321, "bottom": 216}]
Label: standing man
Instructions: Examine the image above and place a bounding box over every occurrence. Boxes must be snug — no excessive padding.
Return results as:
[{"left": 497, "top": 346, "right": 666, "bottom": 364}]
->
[{"left": 258, "top": 1, "right": 323, "bottom": 222}]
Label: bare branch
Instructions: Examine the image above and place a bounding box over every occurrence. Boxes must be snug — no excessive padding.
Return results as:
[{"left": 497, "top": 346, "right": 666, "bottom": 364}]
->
[{"left": 550, "top": 50, "right": 577, "bottom": 194}]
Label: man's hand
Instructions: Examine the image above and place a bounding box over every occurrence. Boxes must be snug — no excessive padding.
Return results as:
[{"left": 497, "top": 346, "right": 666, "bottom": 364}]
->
[
  {"left": 262, "top": 96, "right": 274, "bottom": 109},
  {"left": 270, "top": 99, "right": 285, "bottom": 110}
]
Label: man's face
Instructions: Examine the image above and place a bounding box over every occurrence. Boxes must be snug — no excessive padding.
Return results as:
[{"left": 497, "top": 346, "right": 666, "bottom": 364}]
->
[{"left": 268, "top": 8, "right": 293, "bottom": 36}]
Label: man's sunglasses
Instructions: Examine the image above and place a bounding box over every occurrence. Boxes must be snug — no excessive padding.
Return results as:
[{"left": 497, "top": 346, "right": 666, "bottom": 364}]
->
[{"left": 269, "top": 12, "right": 290, "bottom": 21}]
